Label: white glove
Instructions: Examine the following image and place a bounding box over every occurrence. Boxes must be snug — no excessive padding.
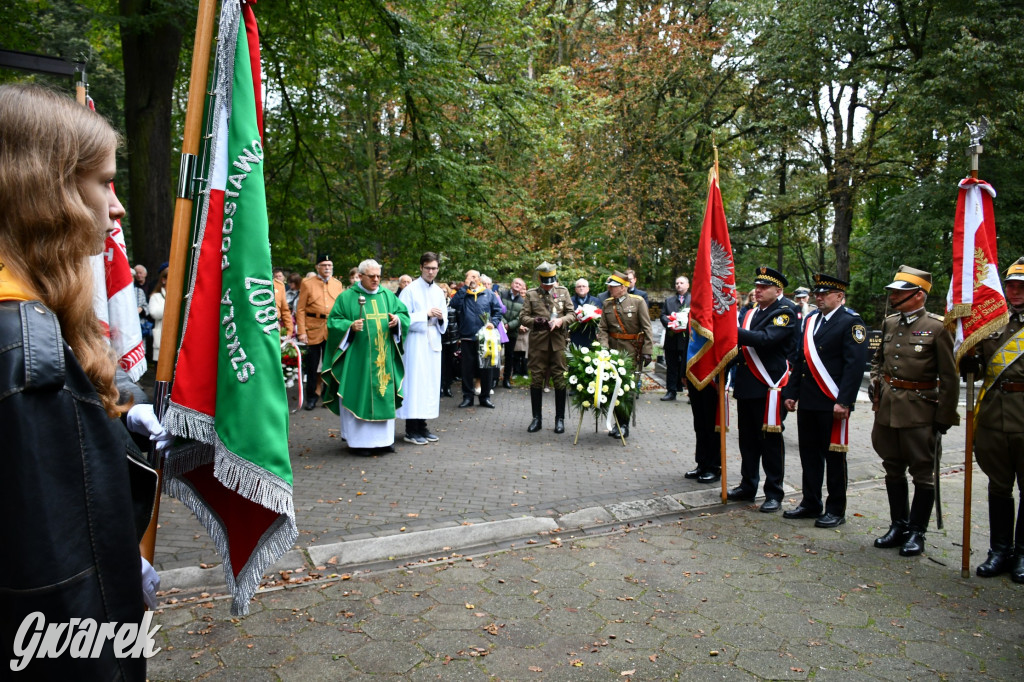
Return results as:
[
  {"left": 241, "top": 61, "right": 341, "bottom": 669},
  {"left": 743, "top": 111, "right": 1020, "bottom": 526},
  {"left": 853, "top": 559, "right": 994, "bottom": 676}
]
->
[
  {"left": 141, "top": 556, "right": 161, "bottom": 609},
  {"left": 126, "top": 404, "right": 172, "bottom": 451}
]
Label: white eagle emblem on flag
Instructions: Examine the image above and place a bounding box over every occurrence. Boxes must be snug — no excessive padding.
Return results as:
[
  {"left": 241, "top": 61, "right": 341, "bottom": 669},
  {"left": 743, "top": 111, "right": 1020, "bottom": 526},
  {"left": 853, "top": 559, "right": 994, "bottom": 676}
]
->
[{"left": 710, "top": 239, "right": 737, "bottom": 314}]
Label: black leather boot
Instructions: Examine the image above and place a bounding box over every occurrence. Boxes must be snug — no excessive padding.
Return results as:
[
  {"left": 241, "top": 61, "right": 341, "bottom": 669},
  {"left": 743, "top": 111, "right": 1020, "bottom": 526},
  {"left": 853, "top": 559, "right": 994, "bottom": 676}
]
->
[
  {"left": 875, "top": 478, "right": 910, "bottom": 548},
  {"left": 899, "top": 487, "right": 934, "bottom": 556},
  {"left": 977, "top": 496, "right": 1015, "bottom": 577},
  {"left": 1012, "top": 500, "right": 1024, "bottom": 584},
  {"left": 554, "top": 389, "right": 566, "bottom": 434},
  {"left": 527, "top": 388, "right": 543, "bottom": 433}
]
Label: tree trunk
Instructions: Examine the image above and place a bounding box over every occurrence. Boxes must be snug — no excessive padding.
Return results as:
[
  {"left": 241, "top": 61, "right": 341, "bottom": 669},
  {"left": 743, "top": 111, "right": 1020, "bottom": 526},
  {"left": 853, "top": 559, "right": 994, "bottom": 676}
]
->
[
  {"left": 829, "top": 161, "right": 854, "bottom": 281},
  {"left": 119, "top": 0, "right": 184, "bottom": 272}
]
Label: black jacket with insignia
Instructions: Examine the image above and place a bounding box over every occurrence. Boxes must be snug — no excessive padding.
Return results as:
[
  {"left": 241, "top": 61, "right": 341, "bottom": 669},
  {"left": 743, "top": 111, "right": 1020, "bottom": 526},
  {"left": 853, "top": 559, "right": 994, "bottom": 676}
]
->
[
  {"left": 734, "top": 297, "right": 799, "bottom": 400},
  {"left": 783, "top": 306, "right": 867, "bottom": 410}
]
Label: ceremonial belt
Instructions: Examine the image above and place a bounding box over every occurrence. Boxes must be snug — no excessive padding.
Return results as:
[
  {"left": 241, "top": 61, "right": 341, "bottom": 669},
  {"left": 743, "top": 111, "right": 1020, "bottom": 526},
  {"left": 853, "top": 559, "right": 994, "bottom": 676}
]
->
[
  {"left": 977, "top": 325, "right": 1024, "bottom": 408},
  {"left": 741, "top": 308, "right": 790, "bottom": 432},
  {"left": 306, "top": 312, "right": 327, "bottom": 319},
  {"left": 997, "top": 381, "right": 1024, "bottom": 393},
  {"left": 883, "top": 374, "right": 937, "bottom": 390},
  {"left": 802, "top": 312, "right": 847, "bottom": 452},
  {"left": 610, "top": 305, "right": 637, "bottom": 340}
]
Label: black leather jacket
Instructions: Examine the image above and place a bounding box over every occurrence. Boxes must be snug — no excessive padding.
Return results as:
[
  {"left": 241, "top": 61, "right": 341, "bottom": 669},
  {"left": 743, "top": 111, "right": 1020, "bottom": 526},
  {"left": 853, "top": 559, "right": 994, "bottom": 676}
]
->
[{"left": 0, "top": 300, "right": 153, "bottom": 680}]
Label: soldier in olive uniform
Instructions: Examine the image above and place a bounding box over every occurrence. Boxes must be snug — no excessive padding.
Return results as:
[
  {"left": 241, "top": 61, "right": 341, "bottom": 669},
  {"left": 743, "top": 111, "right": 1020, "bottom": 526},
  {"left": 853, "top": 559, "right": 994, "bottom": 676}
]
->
[
  {"left": 597, "top": 270, "right": 654, "bottom": 439},
  {"left": 870, "top": 265, "right": 959, "bottom": 556},
  {"left": 519, "top": 262, "right": 576, "bottom": 434},
  {"left": 962, "top": 257, "right": 1024, "bottom": 582}
]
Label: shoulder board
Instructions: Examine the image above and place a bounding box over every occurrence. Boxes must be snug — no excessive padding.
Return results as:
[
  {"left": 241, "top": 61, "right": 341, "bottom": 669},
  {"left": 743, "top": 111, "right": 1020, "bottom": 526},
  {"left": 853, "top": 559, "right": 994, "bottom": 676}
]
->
[
  {"left": 926, "top": 312, "right": 945, "bottom": 322},
  {"left": 885, "top": 312, "right": 900, "bottom": 319},
  {"left": 627, "top": 294, "right": 643, "bottom": 301}
]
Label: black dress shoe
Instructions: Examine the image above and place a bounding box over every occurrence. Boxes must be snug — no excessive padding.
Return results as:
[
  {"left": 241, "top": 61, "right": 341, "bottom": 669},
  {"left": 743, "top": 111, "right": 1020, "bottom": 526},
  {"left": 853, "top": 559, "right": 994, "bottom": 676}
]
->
[
  {"left": 815, "top": 513, "right": 846, "bottom": 528},
  {"left": 684, "top": 467, "right": 702, "bottom": 479},
  {"left": 783, "top": 505, "right": 821, "bottom": 520},
  {"left": 727, "top": 487, "right": 755, "bottom": 502},
  {"left": 1011, "top": 554, "right": 1024, "bottom": 584},
  {"left": 527, "top": 417, "right": 542, "bottom": 433},
  {"left": 759, "top": 498, "right": 781, "bottom": 513},
  {"left": 696, "top": 469, "right": 721, "bottom": 484},
  {"left": 976, "top": 549, "right": 1013, "bottom": 577},
  {"left": 660, "top": 391, "right": 677, "bottom": 401},
  {"left": 899, "top": 530, "right": 926, "bottom": 556},
  {"left": 553, "top": 418, "right": 565, "bottom": 434},
  {"left": 874, "top": 522, "right": 909, "bottom": 548},
  {"left": 458, "top": 397, "right": 474, "bottom": 408},
  {"left": 441, "top": 387, "right": 454, "bottom": 397},
  {"left": 479, "top": 398, "right": 495, "bottom": 408},
  {"left": 609, "top": 424, "right": 629, "bottom": 439},
  {"left": 303, "top": 395, "right": 318, "bottom": 410},
  {"left": 502, "top": 378, "right": 512, "bottom": 389}
]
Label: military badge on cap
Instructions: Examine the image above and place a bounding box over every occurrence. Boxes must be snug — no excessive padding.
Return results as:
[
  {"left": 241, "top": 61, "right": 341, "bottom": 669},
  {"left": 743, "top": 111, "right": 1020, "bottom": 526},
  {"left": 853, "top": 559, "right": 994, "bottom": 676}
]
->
[
  {"left": 1005, "top": 257, "right": 1024, "bottom": 282},
  {"left": 316, "top": 253, "right": 332, "bottom": 265},
  {"left": 812, "top": 273, "right": 848, "bottom": 294},
  {"left": 536, "top": 261, "right": 558, "bottom": 284},
  {"left": 885, "top": 264, "right": 932, "bottom": 293},
  {"left": 753, "top": 266, "right": 788, "bottom": 289},
  {"left": 793, "top": 286, "right": 810, "bottom": 298},
  {"left": 605, "top": 270, "right": 630, "bottom": 287}
]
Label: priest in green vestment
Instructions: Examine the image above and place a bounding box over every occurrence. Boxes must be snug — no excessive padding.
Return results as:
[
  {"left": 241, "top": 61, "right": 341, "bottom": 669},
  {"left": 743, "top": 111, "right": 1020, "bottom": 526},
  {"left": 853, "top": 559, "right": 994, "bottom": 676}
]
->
[{"left": 322, "top": 259, "right": 411, "bottom": 454}]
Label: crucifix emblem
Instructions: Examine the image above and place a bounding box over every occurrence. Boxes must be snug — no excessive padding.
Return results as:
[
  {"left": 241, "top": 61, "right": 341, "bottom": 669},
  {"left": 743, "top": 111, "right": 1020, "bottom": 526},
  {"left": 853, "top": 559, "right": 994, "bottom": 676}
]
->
[{"left": 365, "top": 299, "right": 392, "bottom": 396}]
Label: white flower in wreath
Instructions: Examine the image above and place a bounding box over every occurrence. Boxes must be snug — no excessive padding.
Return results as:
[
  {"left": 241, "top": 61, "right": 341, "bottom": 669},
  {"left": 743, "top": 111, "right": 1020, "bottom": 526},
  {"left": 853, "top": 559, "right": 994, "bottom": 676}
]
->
[
  {"left": 582, "top": 400, "right": 591, "bottom": 408},
  {"left": 599, "top": 395, "right": 608, "bottom": 403},
  {"left": 610, "top": 349, "right": 618, "bottom": 355},
  {"left": 587, "top": 382, "right": 595, "bottom": 393},
  {"left": 630, "top": 381, "right": 636, "bottom": 389},
  {"left": 618, "top": 366, "right": 626, "bottom": 375},
  {"left": 617, "top": 388, "right": 624, "bottom": 396},
  {"left": 602, "top": 384, "right": 610, "bottom": 393},
  {"left": 569, "top": 375, "right": 578, "bottom": 385},
  {"left": 615, "top": 400, "right": 620, "bottom": 407},
  {"left": 585, "top": 366, "right": 594, "bottom": 374},
  {"left": 581, "top": 347, "right": 590, "bottom": 354},
  {"left": 583, "top": 355, "right": 592, "bottom": 364}
]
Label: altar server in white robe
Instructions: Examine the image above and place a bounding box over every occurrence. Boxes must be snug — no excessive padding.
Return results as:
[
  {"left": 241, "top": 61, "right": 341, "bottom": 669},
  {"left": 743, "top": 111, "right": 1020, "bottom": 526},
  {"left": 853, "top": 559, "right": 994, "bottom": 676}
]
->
[{"left": 396, "top": 252, "right": 449, "bottom": 444}]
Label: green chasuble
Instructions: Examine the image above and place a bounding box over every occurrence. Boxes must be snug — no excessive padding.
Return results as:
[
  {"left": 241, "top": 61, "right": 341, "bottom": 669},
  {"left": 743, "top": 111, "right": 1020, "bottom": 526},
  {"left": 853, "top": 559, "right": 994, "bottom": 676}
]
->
[{"left": 322, "top": 284, "right": 411, "bottom": 420}]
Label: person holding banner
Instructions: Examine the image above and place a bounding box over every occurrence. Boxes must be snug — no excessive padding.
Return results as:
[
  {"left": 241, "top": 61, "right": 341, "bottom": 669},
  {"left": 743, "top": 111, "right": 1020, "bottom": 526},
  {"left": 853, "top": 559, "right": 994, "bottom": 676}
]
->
[
  {"left": 962, "top": 257, "right": 1024, "bottom": 582},
  {"left": 870, "top": 265, "right": 959, "bottom": 556},
  {"left": 0, "top": 83, "right": 162, "bottom": 678},
  {"left": 782, "top": 274, "right": 868, "bottom": 527},
  {"left": 729, "top": 266, "right": 799, "bottom": 512}
]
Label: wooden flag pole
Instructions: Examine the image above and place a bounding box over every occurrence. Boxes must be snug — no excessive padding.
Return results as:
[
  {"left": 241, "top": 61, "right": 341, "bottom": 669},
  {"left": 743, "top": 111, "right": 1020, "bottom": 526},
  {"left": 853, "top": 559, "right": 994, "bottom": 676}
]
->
[
  {"left": 140, "top": 0, "right": 219, "bottom": 563},
  {"left": 719, "top": 369, "right": 728, "bottom": 504},
  {"left": 960, "top": 124, "right": 985, "bottom": 578}
]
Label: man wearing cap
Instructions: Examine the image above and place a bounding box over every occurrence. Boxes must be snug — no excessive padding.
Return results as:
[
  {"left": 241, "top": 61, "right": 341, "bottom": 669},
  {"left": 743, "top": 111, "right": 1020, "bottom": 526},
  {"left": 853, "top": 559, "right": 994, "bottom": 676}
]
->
[
  {"left": 870, "top": 265, "right": 959, "bottom": 556},
  {"left": 520, "top": 262, "right": 576, "bottom": 433},
  {"left": 782, "top": 274, "right": 868, "bottom": 527},
  {"left": 793, "top": 286, "right": 815, "bottom": 319},
  {"left": 961, "top": 257, "right": 1024, "bottom": 581},
  {"left": 729, "top": 266, "right": 799, "bottom": 512},
  {"left": 297, "top": 254, "right": 344, "bottom": 409},
  {"left": 597, "top": 270, "right": 654, "bottom": 439}
]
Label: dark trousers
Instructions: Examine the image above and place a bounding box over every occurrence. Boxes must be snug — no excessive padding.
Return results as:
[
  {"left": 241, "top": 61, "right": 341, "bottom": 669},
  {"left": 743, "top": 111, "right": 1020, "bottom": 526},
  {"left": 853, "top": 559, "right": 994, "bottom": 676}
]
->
[
  {"left": 736, "top": 397, "right": 786, "bottom": 500},
  {"left": 441, "top": 342, "right": 457, "bottom": 388},
  {"left": 687, "top": 377, "right": 720, "bottom": 472},
  {"left": 460, "top": 338, "right": 493, "bottom": 400},
  {"left": 405, "top": 418, "right": 427, "bottom": 436},
  {"left": 304, "top": 341, "right": 326, "bottom": 400},
  {"left": 502, "top": 336, "right": 517, "bottom": 379},
  {"left": 796, "top": 410, "right": 848, "bottom": 515},
  {"left": 664, "top": 340, "right": 686, "bottom": 392}
]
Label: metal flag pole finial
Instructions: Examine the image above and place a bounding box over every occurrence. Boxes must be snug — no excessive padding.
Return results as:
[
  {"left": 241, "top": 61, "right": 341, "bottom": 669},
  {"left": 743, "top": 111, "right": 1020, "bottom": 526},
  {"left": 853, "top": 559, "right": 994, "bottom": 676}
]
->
[{"left": 966, "top": 116, "right": 989, "bottom": 179}]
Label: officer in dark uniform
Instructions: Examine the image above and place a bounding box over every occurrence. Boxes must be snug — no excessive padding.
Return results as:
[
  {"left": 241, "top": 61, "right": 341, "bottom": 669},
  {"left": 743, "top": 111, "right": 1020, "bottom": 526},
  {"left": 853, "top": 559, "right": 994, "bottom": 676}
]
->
[
  {"left": 962, "top": 257, "right": 1024, "bottom": 581},
  {"left": 870, "top": 265, "right": 959, "bottom": 556},
  {"left": 597, "top": 270, "right": 654, "bottom": 439},
  {"left": 729, "top": 266, "right": 799, "bottom": 512},
  {"left": 782, "top": 274, "right": 868, "bottom": 527},
  {"left": 519, "top": 262, "right": 576, "bottom": 434}
]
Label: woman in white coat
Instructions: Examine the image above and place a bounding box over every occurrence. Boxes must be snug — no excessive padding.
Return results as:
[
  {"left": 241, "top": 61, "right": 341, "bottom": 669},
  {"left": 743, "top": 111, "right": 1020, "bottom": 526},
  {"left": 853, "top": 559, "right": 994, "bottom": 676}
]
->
[{"left": 149, "top": 267, "right": 168, "bottom": 361}]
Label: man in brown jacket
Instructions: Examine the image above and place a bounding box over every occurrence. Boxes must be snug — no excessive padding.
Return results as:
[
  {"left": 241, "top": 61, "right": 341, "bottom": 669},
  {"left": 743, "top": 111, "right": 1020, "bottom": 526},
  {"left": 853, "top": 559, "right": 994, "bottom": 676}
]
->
[
  {"left": 597, "top": 270, "right": 653, "bottom": 439},
  {"left": 870, "top": 265, "right": 960, "bottom": 556},
  {"left": 964, "top": 257, "right": 1024, "bottom": 582},
  {"left": 297, "top": 254, "right": 344, "bottom": 409},
  {"left": 519, "top": 262, "right": 576, "bottom": 434}
]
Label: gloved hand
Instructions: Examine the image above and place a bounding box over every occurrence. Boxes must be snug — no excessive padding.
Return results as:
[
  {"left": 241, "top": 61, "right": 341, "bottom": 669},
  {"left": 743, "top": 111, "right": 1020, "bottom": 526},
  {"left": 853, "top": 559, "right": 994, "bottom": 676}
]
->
[
  {"left": 533, "top": 318, "right": 550, "bottom": 331},
  {"left": 126, "top": 404, "right": 172, "bottom": 451},
  {"left": 958, "top": 354, "right": 981, "bottom": 380},
  {"left": 641, "top": 354, "right": 652, "bottom": 367},
  {"left": 933, "top": 422, "right": 951, "bottom": 436},
  {"left": 141, "top": 556, "right": 161, "bottom": 609}
]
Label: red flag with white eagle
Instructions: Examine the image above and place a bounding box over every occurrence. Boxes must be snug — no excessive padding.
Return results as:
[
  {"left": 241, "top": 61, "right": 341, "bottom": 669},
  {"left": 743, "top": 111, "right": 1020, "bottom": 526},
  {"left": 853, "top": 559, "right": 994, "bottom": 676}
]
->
[{"left": 944, "top": 178, "right": 1008, "bottom": 364}]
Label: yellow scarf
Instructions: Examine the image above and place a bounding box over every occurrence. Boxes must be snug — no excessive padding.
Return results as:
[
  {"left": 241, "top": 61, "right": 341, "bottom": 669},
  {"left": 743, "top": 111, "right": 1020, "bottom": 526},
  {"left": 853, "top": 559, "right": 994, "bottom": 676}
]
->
[{"left": 0, "top": 253, "right": 38, "bottom": 302}]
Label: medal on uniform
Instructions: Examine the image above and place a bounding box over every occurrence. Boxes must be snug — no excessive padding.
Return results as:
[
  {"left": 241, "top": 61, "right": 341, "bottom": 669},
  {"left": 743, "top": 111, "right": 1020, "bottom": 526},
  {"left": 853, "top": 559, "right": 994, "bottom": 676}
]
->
[
  {"left": 627, "top": 312, "right": 632, "bottom": 318},
  {"left": 914, "top": 344, "right": 923, "bottom": 352}
]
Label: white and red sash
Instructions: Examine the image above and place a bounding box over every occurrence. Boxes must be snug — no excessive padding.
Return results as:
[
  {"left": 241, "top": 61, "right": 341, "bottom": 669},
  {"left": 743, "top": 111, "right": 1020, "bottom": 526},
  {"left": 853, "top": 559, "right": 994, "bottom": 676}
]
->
[
  {"left": 741, "top": 307, "right": 790, "bottom": 432},
  {"left": 802, "top": 314, "right": 848, "bottom": 452}
]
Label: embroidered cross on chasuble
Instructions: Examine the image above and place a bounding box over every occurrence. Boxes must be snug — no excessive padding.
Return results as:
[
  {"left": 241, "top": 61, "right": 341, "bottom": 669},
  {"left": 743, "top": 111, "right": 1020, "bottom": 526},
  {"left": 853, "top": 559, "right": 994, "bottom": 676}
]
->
[{"left": 322, "top": 285, "right": 411, "bottom": 421}]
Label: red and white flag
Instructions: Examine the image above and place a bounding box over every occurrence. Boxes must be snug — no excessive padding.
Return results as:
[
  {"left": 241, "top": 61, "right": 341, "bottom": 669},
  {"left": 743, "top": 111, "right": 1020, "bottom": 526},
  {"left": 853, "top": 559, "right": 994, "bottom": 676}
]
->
[{"left": 944, "top": 178, "right": 1008, "bottom": 364}]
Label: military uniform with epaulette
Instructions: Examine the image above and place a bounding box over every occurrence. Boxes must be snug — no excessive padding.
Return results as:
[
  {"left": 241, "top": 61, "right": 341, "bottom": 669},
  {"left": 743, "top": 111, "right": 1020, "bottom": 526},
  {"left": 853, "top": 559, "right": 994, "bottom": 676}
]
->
[
  {"left": 870, "top": 265, "right": 959, "bottom": 556},
  {"left": 966, "top": 257, "right": 1024, "bottom": 582},
  {"left": 596, "top": 271, "right": 654, "bottom": 439},
  {"left": 519, "top": 262, "right": 577, "bottom": 434}
]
